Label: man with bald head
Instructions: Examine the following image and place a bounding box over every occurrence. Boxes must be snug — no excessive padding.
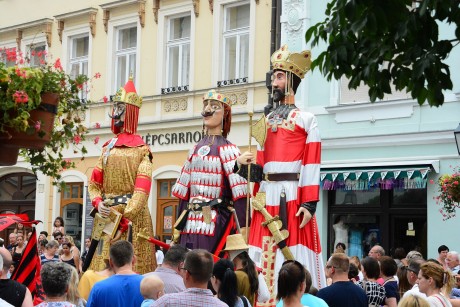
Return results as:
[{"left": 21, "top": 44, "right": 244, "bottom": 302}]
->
[
  {"left": 368, "top": 245, "right": 385, "bottom": 261},
  {"left": 0, "top": 247, "right": 33, "bottom": 307},
  {"left": 446, "top": 251, "right": 460, "bottom": 275}
]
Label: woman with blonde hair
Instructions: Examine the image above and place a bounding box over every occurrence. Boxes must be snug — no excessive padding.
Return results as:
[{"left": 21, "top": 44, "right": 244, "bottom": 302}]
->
[
  {"left": 417, "top": 261, "right": 454, "bottom": 306},
  {"left": 398, "top": 294, "right": 430, "bottom": 307},
  {"left": 67, "top": 265, "right": 86, "bottom": 306}
]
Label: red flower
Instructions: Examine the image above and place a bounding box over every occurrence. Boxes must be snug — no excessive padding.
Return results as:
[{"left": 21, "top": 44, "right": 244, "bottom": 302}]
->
[
  {"left": 94, "top": 72, "right": 101, "bottom": 79},
  {"left": 94, "top": 122, "right": 101, "bottom": 129},
  {"left": 13, "top": 91, "right": 29, "bottom": 103},
  {"left": 73, "top": 135, "right": 81, "bottom": 145},
  {"left": 54, "top": 58, "right": 63, "bottom": 70},
  {"left": 429, "top": 179, "right": 434, "bottom": 184},
  {"left": 103, "top": 96, "right": 108, "bottom": 103},
  {"left": 94, "top": 136, "right": 100, "bottom": 144}
]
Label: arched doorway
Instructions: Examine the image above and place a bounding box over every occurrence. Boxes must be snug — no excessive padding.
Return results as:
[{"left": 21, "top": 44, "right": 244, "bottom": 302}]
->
[
  {"left": 60, "top": 182, "right": 83, "bottom": 247},
  {"left": 156, "top": 179, "right": 179, "bottom": 243},
  {"left": 0, "top": 173, "right": 36, "bottom": 242}
]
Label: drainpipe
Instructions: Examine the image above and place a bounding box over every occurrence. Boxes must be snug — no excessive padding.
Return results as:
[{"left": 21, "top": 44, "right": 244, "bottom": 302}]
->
[{"left": 265, "top": 0, "right": 282, "bottom": 115}]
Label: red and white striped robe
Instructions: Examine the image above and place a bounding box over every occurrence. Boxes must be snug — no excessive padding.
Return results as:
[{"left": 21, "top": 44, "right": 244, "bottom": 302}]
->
[{"left": 248, "top": 108, "right": 326, "bottom": 304}]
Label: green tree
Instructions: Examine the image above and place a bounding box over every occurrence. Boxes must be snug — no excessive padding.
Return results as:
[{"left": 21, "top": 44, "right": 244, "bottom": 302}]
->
[{"left": 305, "top": 0, "right": 460, "bottom": 107}]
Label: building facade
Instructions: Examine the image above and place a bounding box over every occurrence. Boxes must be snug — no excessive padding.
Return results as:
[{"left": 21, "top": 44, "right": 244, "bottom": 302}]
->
[
  {"left": 280, "top": 0, "right": 460, "bottom": 260},
  {"left": 0, "top": 0, "right": 272, "bottom": 246}
]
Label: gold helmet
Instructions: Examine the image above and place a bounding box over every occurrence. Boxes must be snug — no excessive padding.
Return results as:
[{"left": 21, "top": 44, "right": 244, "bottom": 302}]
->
[
  {"left": 111, "top": 76, "right": 143, "bottom": 134},
  {"left": 271, "top": 44, "right": 312, "bottom": 79},
  {"left": 203, "top": 90, "right": 232, "bottom": 106}
]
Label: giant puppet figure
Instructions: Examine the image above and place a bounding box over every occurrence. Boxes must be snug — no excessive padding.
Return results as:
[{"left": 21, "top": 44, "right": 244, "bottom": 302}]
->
[
  {"left": 171, "top": 90, "right": 247, "bottom": 256},
  {"left": 238, "top": 45, "right": 326, "bottom": 303},
  {"left": 88, "top": 77, "right": 156, "bottom": 274}
]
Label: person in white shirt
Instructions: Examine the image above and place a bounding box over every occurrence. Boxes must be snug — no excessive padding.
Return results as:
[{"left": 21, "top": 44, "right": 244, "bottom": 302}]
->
[{"left": 403, "top": 259, "right": 427, "bottom": 299}]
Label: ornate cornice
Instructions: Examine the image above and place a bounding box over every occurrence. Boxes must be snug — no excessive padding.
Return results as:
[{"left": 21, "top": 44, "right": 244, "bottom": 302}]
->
[
  {"left": 100, "top": 0, "right": 145, "bottom": 29},
  {"left": 0, "top": 18, "right": 53, "bottom": 47},
  {"left": 54, "top": 8, "right": 99, "bottom": 41}
]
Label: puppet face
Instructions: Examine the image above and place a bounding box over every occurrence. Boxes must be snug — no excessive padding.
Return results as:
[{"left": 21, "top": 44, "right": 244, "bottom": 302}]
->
[
  {"left": 111, "top": 102, "right": 126, "bottom": 128},
  {"left": 202, "top": 99, "right": 224, "bottom": 133},
  {"left": 272, "top": 70, "right": 287, "bottom": 103}
]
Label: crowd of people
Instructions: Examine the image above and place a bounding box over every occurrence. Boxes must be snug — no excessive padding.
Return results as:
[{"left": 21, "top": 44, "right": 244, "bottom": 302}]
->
[{"left": 2, "top": 219, "right": 460, "bottom": 307}]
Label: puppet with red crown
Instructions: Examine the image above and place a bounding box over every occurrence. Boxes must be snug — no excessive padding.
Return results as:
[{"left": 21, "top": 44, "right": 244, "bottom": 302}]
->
[{"left": 88, "top": 76, "right": 156, "bottom": 274}]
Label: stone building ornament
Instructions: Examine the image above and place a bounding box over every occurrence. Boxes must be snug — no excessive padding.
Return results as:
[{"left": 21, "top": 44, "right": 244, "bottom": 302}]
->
[
  {"left": 282, "top": 0, "right": 306, "bottom": 51},
  {"left": 16, "top": 30, "right": 23, "bottom": 49},
  {"left": 153, "top": 0, "right": 160, "bottom": 24},
  {"left": 54, "top": 8, "right": 99, "bottom": 42},
  {"left": 193, "top": 0, "right": 200, "bottom": 17},
  {"left": 100, "top": 0, "right": 145, "bottom": 30},
  {"left": 163, "top": 98, "right": 188, "bottom": 113},
  {"left": 138, "top": 0, "right": 146, "bottom": 27},
  {"left": 228, "top": 92, "right": 248, "bottom": 106},
  {"left": 209, "top": 0, "right": 213, "bottom": 13},
  {"left": 0, "top": 18, "right": 53, "bottom": 49}
]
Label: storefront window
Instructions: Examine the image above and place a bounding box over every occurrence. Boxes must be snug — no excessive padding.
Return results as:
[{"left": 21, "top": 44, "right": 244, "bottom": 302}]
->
[
  {"left": 328, "top": 187, "right": 427, "bottom": 259},
  {"left": 331, "top": 214, "right": 380, "bottom": 258},
  {"left": 392, "top": 188, "right": 427, "bottom": 206},
  {"left": 334, "top": 190, "right": 380, "bottom": 206}
]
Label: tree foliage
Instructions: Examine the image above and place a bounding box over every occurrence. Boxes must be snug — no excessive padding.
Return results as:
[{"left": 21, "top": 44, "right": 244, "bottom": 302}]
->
[{"left": 305, "top": 0, "right": 460, "bottom": 107}]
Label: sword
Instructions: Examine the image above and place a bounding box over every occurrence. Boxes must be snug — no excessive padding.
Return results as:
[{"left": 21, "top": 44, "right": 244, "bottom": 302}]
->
[
  {"left": 137, "top": 228, "right": 220, "bottom": 262},
  {"left": 82, "top": 212, "right": 110, "bottom": 272},
  {"left": 252, "top": 192, "right": 294, "bottom": 260}
]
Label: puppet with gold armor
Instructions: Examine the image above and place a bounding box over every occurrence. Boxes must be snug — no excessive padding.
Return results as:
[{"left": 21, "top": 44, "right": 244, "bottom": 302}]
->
[
  {"left": 172, "top": 90, "right": 248, "bottom": 255},
  {"left": 88, "top": 77, "right": 156, "bottom": 274},
  {"left": 238, "top": 45, "right": 326, "bottom": 305}
]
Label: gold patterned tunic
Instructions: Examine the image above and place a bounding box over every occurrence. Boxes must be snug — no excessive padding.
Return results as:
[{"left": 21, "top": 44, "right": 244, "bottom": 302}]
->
[{"left": 88, "top": 134, "right": 156, "bottom": 274}]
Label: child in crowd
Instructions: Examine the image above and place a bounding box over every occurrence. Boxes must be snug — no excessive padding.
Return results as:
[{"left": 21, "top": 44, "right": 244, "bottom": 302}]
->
[
  {"left": 140, "top": 276, "right": 164, "bottom": 307},
  {"left": 53, "top": 217, "right": 65, "bottom": 235},
  {"left": 7, "top": 263, "right": 15, "bottom": 278}
]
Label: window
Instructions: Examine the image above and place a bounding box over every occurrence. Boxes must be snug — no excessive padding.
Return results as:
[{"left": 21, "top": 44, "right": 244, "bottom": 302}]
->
[
  {"left": 60, "top": 182, "right": 84, "bottom": 239},
  {"left": 166, "top": 15, "right": 191, "bottom": 90},
  {"left": 328, "top": 188, "right": 427, "bottom": 259},
  {"left": 222, "top": 3, "right": 249, "bottom": 81},
  {"left": 27, "top": 43, "right": 46, "bottom": 67},
  {"left": 339, "top": 62, "right": 411, "bottom": 104},
  {"left": 68, "top": 35, "right": 89, "bottom": 100},
  {"left": 0, "top": 46, "right": 17, "bottom": 67},
  {"left": 115, "top": 25, "right": 137, "bottom": 90}
]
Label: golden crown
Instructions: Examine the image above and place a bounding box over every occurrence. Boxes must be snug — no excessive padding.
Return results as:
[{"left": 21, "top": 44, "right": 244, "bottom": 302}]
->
[
  {"left": 113, "top": 76, "right": 143, "bottom": 108},
  {"left": 271, "top": 44, "right": 312, "bottom": 79},
  {"left": 203, "top": 90, "right": 232, "bottom": 106}
]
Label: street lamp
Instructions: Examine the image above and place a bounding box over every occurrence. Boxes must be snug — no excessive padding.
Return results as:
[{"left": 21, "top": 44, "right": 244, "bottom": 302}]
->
[{"left": 455, "top": 123, "right": 460, "bottom": 155}]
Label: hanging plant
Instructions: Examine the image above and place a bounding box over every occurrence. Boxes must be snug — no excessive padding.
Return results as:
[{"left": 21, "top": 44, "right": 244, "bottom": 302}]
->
[
  {"left": 0, "top": 47, "right": 102, "bottom": 188},
  {"left": 431, "top": 165, "right": 460, "bottom": 220}
]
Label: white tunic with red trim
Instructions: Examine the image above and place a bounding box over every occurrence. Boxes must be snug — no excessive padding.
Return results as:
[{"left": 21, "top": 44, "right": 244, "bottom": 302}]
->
[
  {"left": 248, "top": 108, "right": 326, "bottom": 299},
  {"left": 172, "top": 135, "right": 248, "bottom": 254}
]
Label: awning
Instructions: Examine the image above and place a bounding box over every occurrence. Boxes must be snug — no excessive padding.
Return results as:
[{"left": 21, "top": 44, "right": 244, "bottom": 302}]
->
[{"left": 320, "top": 160, "right": 439, "bottom": 190}]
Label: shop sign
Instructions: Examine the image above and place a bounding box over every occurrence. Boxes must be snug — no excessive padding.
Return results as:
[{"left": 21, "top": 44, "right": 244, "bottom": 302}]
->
[{"left": 141, "top": 131, "right": 203, "bottom": 146}]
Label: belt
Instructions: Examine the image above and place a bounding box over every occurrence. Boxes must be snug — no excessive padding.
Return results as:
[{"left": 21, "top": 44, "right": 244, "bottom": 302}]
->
[
  {"left": 104, "top": 194, "right": 132, "bottom": 206},
  {"left": 187, "top": 198, "right": 233, "bottom": 211},
  {"left": 264, "top": 173, "right": 300, "bottom": 182}
]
